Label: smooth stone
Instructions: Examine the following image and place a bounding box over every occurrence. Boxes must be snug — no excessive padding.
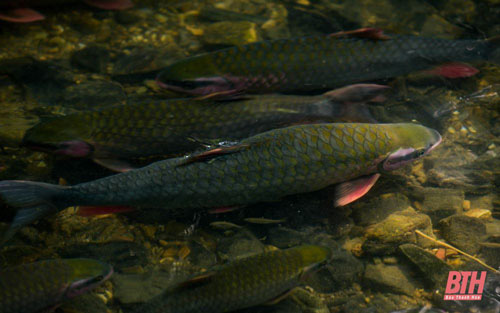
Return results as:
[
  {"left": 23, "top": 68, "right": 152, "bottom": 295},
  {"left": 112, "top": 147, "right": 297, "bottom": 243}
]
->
[
  {"left": 438, "top": 215, "right": 487, "bottom": 255},
  {"left": 364, "top": 262, "right": 422, "bottom": 296},
  {"left": 399, "top": 243, "right": 451, "bottom": 287}
]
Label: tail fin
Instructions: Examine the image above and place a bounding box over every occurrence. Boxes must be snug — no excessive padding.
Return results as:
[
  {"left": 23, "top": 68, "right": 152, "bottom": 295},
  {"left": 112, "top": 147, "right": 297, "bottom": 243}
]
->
[
  {"left": 487, "top": 35, "right": 500, "bottom": 63},
  {"left": 0, "top": 181, "right": 68, "bottom": 243}
]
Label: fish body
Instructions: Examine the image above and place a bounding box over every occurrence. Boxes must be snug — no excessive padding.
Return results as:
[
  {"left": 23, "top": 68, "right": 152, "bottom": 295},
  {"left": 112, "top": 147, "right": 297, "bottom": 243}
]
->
[
  {"left": 0, "top": 258, "right": 113, "bottom": 313},
  {"left": 22, "top": 84, "right": 383, "bottom": 168},
  {"left": 157, "top": 29, "right": 499, "bottom": 95},
  {"left": 133, "top": 245, "right": 331, "bottom": 313},
  {"left": 0, "top": 122, "right": 441, "bottom": 239}
]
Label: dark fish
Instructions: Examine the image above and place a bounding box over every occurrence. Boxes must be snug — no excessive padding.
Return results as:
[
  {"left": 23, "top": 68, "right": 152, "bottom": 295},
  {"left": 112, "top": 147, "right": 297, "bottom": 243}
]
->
[
  {"left": 0, "top": 258, "right": 113, "bottom": 313},
  {"left": 0, "top": 122, "right": 441, "bottom": 240},
  {"left": 22, "top": 84, "right": 385, "bottom": 172},
  {"left": 156, "top": 28, "right": 499, "bottom": 96},
  {"left": 0, "top": 0, "right": 133, "bottom": 23},
  {"left": 132, "top": 245, "right": 331, "bottom": 313}
]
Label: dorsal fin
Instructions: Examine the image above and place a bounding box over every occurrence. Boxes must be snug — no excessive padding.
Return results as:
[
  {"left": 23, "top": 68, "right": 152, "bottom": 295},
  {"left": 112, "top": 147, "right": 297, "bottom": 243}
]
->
[
  {"left": 329, "top": 28, "right": 391, "bottom": 40},
  {"left": 177, "top": 143, "right": 250, "bottom": 167}
]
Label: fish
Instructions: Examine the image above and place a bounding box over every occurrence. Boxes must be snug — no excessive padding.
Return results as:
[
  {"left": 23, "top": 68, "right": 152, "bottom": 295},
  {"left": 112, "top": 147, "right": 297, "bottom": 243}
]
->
[
  {"left": 209, "top": 221, "right": 243, "bottom": 230},
  {"left": 0, "top": 122, "right": 441, "bottom": 241},
  {"left": 244, "top": 217, "right": 286, "bottom": 224},
  {"left": 131, "top": 245, "right": 331, "bottom": 313},
  {"left": 22, "top": 83, "right": 385, "bottom": 172},
  {"left": 0, "top": 0, "right": 133, "bottom": 23},
  {"left": 156, "top": 28, "right": 500, "bottom": 96},
  {"left": 0, "top": 258, "right": 113, "bottom": 313}
]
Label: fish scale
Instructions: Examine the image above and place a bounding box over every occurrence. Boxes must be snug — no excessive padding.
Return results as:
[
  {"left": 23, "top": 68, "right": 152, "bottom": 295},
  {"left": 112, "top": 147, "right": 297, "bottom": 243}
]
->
[
  {"left": 158, "top": 33, "right": 496, "bottom": 95},
  {"left": 23, "top": 94, "right": 363, "bottom": 162},
  {"left": 133, "top": 245, "right": 331, "bottom": 313},
  {"left": 0, "top": 259, "right": 112, "bottom": 313},
  {"left": 58, "top": 123, "right": 404, "bottom": 209}
]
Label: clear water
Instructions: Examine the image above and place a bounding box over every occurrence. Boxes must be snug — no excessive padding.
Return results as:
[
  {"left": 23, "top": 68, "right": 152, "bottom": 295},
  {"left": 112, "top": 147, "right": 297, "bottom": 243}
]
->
[{"left": 0, "top": 1, "right": 498, "bottom": 313}]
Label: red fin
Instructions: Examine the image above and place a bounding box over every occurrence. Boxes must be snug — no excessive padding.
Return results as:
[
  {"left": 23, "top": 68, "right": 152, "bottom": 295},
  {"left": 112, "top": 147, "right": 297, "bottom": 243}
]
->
[
  {"left": 323, "top": 84, "right": 390, "bottom": 103},
  {"left": 208, "top": 206, "right": 242, "bottom": 214},
  {"left": 178, "top": 144, "right": 250, "bottom": 167},
  {"left": 93, "top": 158, "right": 135, "bottom": 173},
  {"left": 193, "top": 90, "right": 242, "bottom": 100},
  {"left": 426, "top": 63, "right": 479, "bottom": 78},
  {"left": 329, "top": 28, "right": 390, "bottom": 40},
  {"left": 83, "top": 0, "right": 134, "bottom": 10},
  {"left": 77, "top": 205, "right": 135, "bottom": 217},
  {"left": 335, "top": 174, "right": 380, "bottom": 207},
  {"left": 0, "top": 8, "right": 45, "bottom": 23}
]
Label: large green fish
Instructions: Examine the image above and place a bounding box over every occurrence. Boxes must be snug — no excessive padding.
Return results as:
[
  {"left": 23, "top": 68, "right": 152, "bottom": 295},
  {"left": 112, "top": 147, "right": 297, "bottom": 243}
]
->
[
  {"left": 22, "top": 84, "right": 384, "bottom": 172},
  {"left": 0, "top": 258, "right": 113, "bottom": 313},
  {"left": 156, "top": 28, "right": 499, "bottom": 96},
  {"left": 131, "top": 245, "right": 331, "bottom": 313},
  {"left": 0, "top": 122, "right": 441, "bottom": 240}
]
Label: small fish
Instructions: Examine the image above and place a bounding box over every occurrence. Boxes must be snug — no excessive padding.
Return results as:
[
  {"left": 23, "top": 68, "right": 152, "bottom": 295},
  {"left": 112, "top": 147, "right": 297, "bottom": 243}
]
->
[
  {"left": 0, "top": 258, "right": 113, "bottom": 313},
  {"left": 22, "top": 84, "right": 384, "bottom": 172},
  {"left": 209, "top": 221, "right": 243, "bottom": 230},
  {"left": 131, "top": 245, "right": 331, "bottom": 313},
  {"left": 0, "top": 122, "right": 441, "bottom": 241},
  {"left": 0, "top": 0, "right": 133, "bottom": 23},
  {"left": 244, "top": 217, "right": 286, "bottom": 224},
  {"left": 156, "top": 28, "right": 499, "bottom": 96}
]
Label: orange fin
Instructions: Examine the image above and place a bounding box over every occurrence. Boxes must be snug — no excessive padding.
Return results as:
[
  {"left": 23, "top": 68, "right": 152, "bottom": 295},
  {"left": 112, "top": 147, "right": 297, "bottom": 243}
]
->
[
  {"left": 264, "top": 288, "right": 295, "bottom": 305},
  {"left": 335, "top": 174, "right": 380, "bottom": 207},
  {"left": 323, "top": 84, "right": 390, "bottom": 103},
  {"left": 178, "top": 144, "right": 250, "bottom": 167},
  {"left": 175, "top": 272, "right": 216, "bottom": 290},
  {"left": 425, "top": 62, "right": 479, "bottom": 78},
  {"left": 77, "top": 205, "right": 135, "bottom": 217},
  {"left": 329, "top": 28, "right": 390, "bottom": 40},
  {"left": 0, "top": 8, "right": 45, "bottom": 23},
  {"left": 83, "top": 0, "right": 134, "bottom": 10}
]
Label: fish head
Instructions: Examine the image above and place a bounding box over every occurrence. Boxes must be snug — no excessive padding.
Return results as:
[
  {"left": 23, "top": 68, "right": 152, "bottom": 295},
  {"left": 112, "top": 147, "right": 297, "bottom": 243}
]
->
[
  {"left": 156, "top": 57, "right": 240, "bottom": 95},
  {"left": 63, "top": 258, "right": 113, "bottom": 299},
  {"left": 381, "top": 123, "right": 442, "bottom": 172},
  {"left": 297, "top": 245, "right": 332, "bottom": 273},
  {"left": 22, "top": 116, "right": 94, "bottom": 157}
]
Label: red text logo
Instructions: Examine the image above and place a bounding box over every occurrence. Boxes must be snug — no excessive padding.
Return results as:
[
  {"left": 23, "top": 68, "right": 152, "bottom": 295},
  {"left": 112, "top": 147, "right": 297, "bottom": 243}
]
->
[{"left": 444, "top": 271, "right": 486, "bottom": 301}]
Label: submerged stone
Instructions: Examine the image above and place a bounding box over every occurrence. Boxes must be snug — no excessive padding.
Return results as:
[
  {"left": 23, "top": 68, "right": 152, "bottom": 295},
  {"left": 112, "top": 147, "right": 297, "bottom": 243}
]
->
[
  {"left": 202, "top": 21, "right": 260, "bottom": 46},
  {"left": 363, "top": 262, "right": 422, "bottom": 296},
  {"left": 399, "top": 243, "right": 451, "bottom": 287},
  {"left": 438, "top": 215, "right": 487, "bottom": 254}
]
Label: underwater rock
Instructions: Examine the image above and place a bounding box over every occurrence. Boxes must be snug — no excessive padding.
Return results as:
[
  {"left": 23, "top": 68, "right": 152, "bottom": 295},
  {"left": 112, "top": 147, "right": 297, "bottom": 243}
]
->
[
  {"left": 399, "top": 243, "right": 451, "bottom": 287},
  {"left": 438, "top": 215, "right": 487, "bottom": 255},
  {"left": 351, "top": 193, "right": 411, "bottom": 227},
  {"left": 226, "top": 238, "right": 266, "bottom": 261},
  {"left": 71, "top": 45, "right": 111, "bottom": 73},
  {"left": 202, "top": 21, "right": 260, "bottom": 46},
  {"left": 363, "top": 207, "right": 434, "bottom": 255},
  {"left": 313, "top": 249, "right": 364, "bottom": 292},
  {"left": 415, "top": 187, "right": 464, "bottom": 224},
  {"left": 289, "top": 287, "right": 329, "bottom": 313},
  {"left": 325, "top": 0, "right": 461, "bottom": 36},
  {"left": 267, "top": 226, "right": 310, "bottom": 249},
  {"left": 364, "top": 262, "right": 422, "bottom": 296}
]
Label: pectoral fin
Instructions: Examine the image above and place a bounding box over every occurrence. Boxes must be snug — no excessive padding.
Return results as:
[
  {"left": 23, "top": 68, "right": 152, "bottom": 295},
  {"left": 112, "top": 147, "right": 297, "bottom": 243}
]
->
[
  {"left": 177, "top": 144, "right": 250, "bottom": 167},
  {"left": 329, "top": 28, "right": 390, "bottom": 40},
  {"left": 0, "top": 8, "right": 45, "bottom": 23},
  {"left": 334, "top": 174, "right": 381, "bottom": 207},
  {"left": 323, "top": 84, "right": 390, "bottom": 103},
  {"left": 425, "top": 62, "right": 479, "bottom": 78}
]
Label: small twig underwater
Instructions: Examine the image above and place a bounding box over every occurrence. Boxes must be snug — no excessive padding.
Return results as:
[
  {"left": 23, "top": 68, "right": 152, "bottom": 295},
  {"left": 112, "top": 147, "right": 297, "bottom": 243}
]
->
[{"left": 415, "top": 229, "right": 499, "bottom": 274}]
